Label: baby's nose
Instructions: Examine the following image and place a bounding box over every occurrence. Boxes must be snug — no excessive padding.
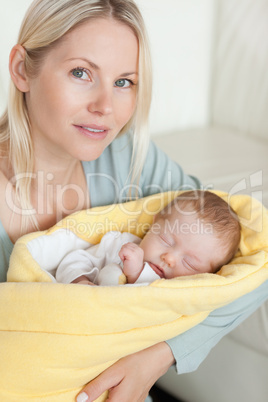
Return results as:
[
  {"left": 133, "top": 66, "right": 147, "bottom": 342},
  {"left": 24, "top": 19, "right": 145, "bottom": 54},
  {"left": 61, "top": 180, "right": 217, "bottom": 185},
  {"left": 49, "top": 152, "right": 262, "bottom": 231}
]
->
[{"left": 161, "top": 253, "right": 176, "bottom": 268}]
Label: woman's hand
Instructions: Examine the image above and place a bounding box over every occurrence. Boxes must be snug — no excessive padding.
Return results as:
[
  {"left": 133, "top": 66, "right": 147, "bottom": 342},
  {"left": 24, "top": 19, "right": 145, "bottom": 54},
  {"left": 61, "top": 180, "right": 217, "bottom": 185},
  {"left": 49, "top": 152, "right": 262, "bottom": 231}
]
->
[{"left": 76, "top": 342, "right": 175, "bottom": 402}]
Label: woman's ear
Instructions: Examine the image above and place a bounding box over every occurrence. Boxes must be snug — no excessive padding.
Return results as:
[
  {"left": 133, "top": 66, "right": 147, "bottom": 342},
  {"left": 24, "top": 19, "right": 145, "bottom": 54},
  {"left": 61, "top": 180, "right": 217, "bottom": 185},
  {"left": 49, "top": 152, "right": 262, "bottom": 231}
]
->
[{"left": 9, "top": 44, "right": 30, "bottom": 92}]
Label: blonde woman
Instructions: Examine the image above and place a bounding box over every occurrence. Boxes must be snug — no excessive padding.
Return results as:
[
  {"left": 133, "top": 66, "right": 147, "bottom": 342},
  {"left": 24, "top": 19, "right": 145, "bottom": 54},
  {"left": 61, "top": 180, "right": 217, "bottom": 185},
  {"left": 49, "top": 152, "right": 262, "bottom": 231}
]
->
[{"left": 0, "top": 1, "right": 267, "bottom": 401}]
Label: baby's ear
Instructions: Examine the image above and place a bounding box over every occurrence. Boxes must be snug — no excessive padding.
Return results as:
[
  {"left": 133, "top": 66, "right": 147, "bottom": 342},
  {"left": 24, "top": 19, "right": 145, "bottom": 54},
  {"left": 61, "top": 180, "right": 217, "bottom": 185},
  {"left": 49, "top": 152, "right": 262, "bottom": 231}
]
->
[{"left": 9, "top": 45, "right": 30, "bottom": 93}]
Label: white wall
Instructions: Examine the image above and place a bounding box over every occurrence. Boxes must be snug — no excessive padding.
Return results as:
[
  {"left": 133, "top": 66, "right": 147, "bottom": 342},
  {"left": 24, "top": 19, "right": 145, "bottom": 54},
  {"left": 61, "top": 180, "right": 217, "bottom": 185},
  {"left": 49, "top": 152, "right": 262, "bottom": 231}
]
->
[
  {"left": 0, "top": 0, "right": 214, "bottom": 136},
  {"left": 136, "top": 0, "right": 214, "bottom": 135},
  {"left": 0, "top": 0, "right": 33, "bottom": 112},
  {"left": 212, "top": 0, "right": 268, "bottom": 141}
]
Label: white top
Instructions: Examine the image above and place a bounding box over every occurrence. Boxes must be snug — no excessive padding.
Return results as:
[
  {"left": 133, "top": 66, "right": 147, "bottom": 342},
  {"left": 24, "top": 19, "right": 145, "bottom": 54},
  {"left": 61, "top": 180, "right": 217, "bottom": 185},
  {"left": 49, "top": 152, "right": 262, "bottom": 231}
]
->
[{"left": 56, "top": 231, "right": 161, "bottom": 286}]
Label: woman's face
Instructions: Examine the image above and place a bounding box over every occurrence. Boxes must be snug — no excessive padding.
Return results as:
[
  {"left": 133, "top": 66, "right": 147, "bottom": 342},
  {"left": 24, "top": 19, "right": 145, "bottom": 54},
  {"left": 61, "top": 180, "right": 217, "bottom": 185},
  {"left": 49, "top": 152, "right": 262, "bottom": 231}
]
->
[{"left": 25, "top": 18, "right": 139, "bottom": 162}]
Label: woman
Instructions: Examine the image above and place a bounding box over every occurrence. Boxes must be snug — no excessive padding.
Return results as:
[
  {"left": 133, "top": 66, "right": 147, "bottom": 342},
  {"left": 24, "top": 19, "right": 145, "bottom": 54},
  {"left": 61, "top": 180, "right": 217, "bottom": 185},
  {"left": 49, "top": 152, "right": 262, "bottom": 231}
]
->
[{"left": 0, "top": 1, "right": 267, "bottom": 401}]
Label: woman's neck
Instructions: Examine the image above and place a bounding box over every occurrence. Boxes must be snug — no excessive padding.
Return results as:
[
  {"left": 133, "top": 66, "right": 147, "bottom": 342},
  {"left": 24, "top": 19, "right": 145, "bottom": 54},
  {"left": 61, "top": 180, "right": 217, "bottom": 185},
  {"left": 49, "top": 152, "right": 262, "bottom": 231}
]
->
[
  {"left": 30, "top": 154, "right": 90, "bottom": 230},
  {"left": 33, "top": 154, "right": 82, "bottom": 187}
]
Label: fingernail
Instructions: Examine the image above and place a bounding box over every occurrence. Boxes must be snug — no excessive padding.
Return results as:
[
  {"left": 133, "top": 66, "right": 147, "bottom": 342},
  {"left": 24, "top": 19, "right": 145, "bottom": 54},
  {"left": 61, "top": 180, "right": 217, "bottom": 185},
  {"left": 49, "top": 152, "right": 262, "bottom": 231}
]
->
[{"left": 77, "top": 392, "right": 89, "bottom": 402}]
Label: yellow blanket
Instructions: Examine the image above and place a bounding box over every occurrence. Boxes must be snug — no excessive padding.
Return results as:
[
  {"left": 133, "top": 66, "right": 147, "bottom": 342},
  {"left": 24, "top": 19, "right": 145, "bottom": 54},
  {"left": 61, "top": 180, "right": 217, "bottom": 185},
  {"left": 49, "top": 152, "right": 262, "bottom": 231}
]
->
[{"left": 1, "top": 190, "right": 267, "bottom": 401}]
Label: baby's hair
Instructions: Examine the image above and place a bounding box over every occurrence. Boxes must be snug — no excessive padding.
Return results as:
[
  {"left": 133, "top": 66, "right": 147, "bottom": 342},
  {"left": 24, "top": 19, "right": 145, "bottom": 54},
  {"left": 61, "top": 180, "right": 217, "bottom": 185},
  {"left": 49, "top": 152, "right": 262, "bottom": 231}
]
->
[{"left": 157, "top": 190, "right": 241, "bottom": 271}]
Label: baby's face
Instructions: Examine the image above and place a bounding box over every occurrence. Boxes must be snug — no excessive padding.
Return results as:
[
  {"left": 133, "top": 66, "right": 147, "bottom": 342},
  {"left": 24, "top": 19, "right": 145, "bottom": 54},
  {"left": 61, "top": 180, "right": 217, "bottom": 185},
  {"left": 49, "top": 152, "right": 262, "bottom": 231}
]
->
[{"left": 139, "top": 211, "right": 225, "bottom": 279}]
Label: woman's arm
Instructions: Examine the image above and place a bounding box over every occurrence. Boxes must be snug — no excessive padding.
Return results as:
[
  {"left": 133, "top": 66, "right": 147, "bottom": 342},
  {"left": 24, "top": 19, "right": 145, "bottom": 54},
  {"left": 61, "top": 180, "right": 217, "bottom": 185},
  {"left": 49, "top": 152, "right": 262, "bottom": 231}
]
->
[
  {"left": 82, "top": 135, "right": 268, "bottom": 398},
  {"left": 167, "top": 279, "right": 268, "bottom": 373},
  {"left": 76, "top": 342, "right": 175, "bottom": 402},
  {"left": 76, "top": 281, "right": 268, "bottom": 402},
  {"left": 136, "top": 139, "right": 268, "bottom": 373},
  {"left": 139, "top": 139, "right": 202, "bottom": 196}
]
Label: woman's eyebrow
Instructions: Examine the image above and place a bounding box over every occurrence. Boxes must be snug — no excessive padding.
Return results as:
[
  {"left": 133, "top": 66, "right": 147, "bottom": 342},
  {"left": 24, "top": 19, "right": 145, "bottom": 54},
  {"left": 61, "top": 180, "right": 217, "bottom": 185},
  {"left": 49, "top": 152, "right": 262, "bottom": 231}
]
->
[
  {"left": 65, "top": 57, "right": 138, "bottom": 76},
  {"left": 65, "top": 57, "right": 100, "bottom": 70},
  {"left": 121, "top": 71, "right": 139, "bottom": 77}
]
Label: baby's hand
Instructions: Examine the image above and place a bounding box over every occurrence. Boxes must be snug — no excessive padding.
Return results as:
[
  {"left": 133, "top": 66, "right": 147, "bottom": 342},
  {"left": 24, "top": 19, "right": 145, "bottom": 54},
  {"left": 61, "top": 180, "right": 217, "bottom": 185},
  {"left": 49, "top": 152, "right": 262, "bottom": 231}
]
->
[
  {"left": 119, "top": 243, "right": 144, "bottom": 284},
  {"left": 71, "top": 275, "right": 96, "bottom": 286}
]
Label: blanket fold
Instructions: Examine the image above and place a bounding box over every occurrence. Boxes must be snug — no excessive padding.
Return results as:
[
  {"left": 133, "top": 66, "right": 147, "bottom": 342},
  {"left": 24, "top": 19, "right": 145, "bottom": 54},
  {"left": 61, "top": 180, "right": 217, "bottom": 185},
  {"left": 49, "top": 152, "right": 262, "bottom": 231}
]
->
[{"left": 0, "top": 190, "right": 267, "bottom": 401}]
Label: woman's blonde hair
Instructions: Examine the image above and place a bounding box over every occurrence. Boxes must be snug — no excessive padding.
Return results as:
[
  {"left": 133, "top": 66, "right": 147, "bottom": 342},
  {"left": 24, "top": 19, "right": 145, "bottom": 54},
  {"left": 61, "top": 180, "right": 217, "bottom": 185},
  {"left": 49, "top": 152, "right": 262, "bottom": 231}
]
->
[{"left": 0, "top": 0, "right": 152, "bottom": 231}]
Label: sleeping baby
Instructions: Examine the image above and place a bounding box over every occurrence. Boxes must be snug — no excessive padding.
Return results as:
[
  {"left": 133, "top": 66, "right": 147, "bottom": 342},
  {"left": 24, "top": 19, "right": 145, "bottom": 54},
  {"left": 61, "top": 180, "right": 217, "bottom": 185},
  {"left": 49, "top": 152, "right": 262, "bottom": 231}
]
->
[{"left": 56, "top": 190, "right": 241, "bottom": 286}]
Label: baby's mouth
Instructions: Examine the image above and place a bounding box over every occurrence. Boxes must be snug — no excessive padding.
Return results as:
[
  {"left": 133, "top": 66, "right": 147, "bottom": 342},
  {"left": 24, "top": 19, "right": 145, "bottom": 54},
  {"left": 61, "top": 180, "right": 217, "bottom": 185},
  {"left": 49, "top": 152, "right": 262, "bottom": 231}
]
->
[{"left": 148, "top": 262, "right": 165, "bottom": 278}]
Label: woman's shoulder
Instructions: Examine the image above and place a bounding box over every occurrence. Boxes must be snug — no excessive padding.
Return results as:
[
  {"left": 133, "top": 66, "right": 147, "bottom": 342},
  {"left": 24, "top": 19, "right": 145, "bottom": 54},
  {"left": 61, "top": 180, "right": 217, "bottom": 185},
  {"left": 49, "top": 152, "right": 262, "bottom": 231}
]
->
[
  {"left": 0, "top": 168, "right": 11, "bottom": 225},
  {"left": 0, "top": 165, "right": 14, "bottom": 281},
  {"left": 0, "top": 163, "right": 22, "bottom": 244},
  {"left": 0, "top": 163, "right": 11, "bottom": 212}
]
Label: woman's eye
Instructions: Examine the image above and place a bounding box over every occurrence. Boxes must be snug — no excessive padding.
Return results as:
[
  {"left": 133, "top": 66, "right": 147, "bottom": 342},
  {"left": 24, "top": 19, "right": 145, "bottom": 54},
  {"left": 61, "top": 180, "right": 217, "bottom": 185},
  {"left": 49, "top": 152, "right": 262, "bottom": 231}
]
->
[
  {"left": 115, "top": 79, "right": 132, "bottom": 88},
  {"left": 71, "top": 68, "right": 89, "bottom": 80}
]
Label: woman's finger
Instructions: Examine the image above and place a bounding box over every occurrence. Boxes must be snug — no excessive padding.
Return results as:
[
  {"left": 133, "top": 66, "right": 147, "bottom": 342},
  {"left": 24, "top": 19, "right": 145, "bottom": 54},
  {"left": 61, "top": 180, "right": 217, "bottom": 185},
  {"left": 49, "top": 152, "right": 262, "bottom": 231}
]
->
[
  {"left": 76, "top": 342, "right": 174, "bottom": 402},
  {"left": 76, "top": 364, "right": 124, "bottom": 402}
]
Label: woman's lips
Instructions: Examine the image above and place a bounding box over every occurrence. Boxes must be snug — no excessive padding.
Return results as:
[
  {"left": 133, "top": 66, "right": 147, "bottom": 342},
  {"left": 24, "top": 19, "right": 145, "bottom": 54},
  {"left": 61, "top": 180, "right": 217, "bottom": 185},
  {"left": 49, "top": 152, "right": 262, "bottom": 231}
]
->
[
  {"left": 148, "top": 262, "right": 165, "bottom": 278},
  {"left": 74, "top": 124, "right": 109, "bottom": 140}
]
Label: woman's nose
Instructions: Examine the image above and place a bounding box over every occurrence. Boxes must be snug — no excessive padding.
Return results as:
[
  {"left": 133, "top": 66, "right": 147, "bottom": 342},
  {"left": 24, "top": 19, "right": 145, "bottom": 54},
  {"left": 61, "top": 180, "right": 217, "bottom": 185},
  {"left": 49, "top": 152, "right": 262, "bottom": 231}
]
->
[
  {"left": 87, "top": 84, "right": 113, "bottom": 115},
  {"left": 161, "top": 253, "right": 176, "bottom": 268}
]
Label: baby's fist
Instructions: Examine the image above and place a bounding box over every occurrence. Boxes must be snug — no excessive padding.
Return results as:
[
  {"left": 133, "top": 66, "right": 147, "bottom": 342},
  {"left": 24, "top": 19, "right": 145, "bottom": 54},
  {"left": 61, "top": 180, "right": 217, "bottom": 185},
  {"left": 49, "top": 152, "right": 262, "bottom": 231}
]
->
[{"left": 119, "top": 243, "right": 144, "bottom": 283}]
